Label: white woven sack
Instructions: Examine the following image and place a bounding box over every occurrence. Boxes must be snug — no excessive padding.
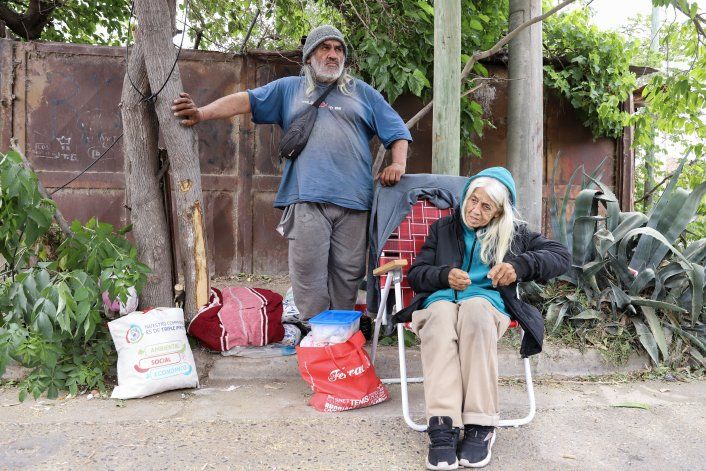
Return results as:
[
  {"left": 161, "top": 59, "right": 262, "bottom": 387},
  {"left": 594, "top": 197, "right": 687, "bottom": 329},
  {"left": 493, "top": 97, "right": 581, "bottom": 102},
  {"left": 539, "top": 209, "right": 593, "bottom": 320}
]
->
[{"left": 108, "top": 307, "right": 199, "bottom": 399}]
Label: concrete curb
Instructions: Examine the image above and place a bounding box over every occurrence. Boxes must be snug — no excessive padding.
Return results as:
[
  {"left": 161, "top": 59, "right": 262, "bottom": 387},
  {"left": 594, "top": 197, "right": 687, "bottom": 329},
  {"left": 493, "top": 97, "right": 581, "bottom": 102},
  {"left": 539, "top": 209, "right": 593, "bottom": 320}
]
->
[
  {"left": 202, "top": 341, "right": 650, "bottom": 383},
  {"left": 1, "top": 361, "right": 29, "bottom": 382},
  {"left": 2, "top": 342, "right": 650, "bottom": 383}
]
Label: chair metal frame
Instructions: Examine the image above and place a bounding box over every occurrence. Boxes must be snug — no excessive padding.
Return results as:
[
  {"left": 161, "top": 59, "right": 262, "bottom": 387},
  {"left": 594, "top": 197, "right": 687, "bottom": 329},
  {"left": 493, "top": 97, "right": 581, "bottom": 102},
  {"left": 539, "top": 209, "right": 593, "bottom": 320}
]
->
[{"left": 370, "top": 258, "right": 536, "bottom": 432}]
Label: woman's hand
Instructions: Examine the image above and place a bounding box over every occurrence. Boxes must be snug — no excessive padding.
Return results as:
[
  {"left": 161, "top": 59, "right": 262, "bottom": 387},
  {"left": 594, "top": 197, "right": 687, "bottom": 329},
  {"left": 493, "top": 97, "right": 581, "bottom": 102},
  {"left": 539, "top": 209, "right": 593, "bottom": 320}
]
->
[
  {"left": 487, "top": 262, "right": 517, "bottom": 287},
  {"left": 448, "top": 268, "right": 471, "bottom": 291}
]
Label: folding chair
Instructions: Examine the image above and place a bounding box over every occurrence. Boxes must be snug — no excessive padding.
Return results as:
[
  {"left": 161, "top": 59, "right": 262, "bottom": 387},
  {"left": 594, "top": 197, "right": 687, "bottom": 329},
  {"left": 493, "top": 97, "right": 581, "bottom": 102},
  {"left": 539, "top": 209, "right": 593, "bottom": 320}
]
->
[{"left": 370, "top": 198, "right": 536, "bottom": 432}]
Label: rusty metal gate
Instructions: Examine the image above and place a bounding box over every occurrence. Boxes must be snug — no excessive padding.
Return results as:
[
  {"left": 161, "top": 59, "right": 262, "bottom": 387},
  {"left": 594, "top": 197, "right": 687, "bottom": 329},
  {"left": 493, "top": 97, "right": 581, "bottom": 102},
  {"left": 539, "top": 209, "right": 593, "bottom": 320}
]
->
[{"left": 0, "top": 39, "right": 633, "bottom": 276}]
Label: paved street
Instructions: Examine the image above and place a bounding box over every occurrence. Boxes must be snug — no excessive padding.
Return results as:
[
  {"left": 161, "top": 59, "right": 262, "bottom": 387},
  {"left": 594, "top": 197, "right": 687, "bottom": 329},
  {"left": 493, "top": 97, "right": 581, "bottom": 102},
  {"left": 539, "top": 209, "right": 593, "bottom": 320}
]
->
[{"left": 1, "top": 362, "right": 704, "bottom": 470}]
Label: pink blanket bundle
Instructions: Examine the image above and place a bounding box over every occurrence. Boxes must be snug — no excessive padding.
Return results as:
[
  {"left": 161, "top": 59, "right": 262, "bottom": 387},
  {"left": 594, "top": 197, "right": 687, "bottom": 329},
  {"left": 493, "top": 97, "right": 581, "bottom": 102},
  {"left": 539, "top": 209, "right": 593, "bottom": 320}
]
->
[{"left": 188, "top": 287, "right": 285, "bottom": 351}]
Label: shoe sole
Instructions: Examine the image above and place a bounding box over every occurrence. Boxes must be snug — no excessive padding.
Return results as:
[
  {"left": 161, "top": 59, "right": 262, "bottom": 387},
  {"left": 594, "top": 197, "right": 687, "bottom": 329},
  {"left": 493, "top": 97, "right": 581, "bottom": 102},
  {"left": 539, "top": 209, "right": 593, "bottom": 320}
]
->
[
  {"left": 425, "top": 457, "right": 459, "bottom": 470},
  {"left": 458, "top": 432, "right": 496, "bottom": 468}
]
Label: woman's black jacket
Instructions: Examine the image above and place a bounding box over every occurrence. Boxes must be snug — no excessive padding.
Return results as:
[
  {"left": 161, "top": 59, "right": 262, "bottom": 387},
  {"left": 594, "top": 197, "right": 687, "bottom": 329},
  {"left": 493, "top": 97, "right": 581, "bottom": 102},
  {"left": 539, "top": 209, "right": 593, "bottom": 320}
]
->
[{"left": 393, "top": 211, "right": 571, "bottom": 357}]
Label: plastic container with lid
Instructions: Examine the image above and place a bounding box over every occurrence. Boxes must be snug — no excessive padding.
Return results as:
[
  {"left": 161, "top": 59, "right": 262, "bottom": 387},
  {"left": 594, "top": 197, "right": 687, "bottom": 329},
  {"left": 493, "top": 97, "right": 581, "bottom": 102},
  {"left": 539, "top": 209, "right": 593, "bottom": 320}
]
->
[{"left": 308, "top": 310, "right": 362, "bottom": 344}]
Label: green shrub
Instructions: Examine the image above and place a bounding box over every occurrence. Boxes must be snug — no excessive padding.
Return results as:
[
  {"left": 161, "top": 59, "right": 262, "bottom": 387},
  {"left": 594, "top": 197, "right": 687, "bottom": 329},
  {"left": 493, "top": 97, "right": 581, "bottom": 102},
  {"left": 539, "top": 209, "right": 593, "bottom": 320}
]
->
[{"left": 0, "top": 150, "right": 150, "bottom": 400}]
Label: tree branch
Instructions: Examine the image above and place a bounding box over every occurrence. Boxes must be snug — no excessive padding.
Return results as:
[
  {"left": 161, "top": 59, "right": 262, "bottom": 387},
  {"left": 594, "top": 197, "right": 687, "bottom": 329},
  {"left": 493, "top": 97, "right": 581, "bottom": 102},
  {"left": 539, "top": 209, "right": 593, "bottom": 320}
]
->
[
  {"left": 0, "top": 0, "right": 57, "bottom": 40},
  {"left": 372, "top": 0, "right": 579, "bottom": 176},
  {"left": 634, "top": 158, "right": 698, "bottom": 204},
  {"left": 672, "top": 1, "right": 706, "bottom": 40}
]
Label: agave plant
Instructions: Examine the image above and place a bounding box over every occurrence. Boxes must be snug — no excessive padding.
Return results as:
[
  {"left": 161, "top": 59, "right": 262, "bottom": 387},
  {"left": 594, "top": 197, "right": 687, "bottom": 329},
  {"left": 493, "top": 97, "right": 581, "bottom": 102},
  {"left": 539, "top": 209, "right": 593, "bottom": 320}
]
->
[{"left": 543, "top": 155, "right": 706, "bottom": 367}]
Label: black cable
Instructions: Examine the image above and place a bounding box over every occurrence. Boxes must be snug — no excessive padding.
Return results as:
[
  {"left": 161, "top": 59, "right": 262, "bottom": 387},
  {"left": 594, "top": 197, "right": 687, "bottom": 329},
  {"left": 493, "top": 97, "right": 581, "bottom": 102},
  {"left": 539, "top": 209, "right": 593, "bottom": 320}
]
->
[
  {"left": 50, "top": 133, "right": 124, "bottom": 195},
  {"left": 51, "top": 0, "right": 192, "bottom": 195},
  {"left": 140, "top": 0, "right": 191, "bottom": 104}
]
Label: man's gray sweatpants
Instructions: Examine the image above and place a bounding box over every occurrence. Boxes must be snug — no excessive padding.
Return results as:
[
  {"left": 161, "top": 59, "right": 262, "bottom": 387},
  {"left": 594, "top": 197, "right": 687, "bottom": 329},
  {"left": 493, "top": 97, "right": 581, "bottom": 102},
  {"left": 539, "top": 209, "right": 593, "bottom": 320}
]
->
[{"left": 285, "top": 202, "right": 368, "bottom": 320}]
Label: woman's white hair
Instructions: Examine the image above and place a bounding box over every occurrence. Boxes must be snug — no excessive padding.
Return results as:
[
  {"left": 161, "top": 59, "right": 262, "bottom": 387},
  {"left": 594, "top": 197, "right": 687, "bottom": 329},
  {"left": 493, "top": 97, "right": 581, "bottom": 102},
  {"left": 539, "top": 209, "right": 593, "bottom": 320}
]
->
[
  {"left": 301, "top": 64, "right": 355, "bottom": 96},
  {"left": 461, "top": 176, "right": 517, "bottom": 265}
]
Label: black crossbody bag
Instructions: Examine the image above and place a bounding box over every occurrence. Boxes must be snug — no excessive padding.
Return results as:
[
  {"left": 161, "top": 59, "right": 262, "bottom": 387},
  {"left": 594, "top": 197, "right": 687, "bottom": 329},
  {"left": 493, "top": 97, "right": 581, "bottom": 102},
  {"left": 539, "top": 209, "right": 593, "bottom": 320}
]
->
[{"left": 278, "top": 80, "right": 337, "bottom": 161}]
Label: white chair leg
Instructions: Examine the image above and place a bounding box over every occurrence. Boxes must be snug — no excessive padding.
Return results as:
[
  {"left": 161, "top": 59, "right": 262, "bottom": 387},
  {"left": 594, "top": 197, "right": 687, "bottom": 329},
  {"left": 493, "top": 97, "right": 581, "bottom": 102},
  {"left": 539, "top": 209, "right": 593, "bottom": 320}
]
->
[
  {"left": 370, "top": 274, "right": 392, "bottom": 366},
  {"left": 396, "top": 322, "right": 427, "bottom": 432},
  {"left": 498, "top": 355, "right": 536, "bottom": 428}
]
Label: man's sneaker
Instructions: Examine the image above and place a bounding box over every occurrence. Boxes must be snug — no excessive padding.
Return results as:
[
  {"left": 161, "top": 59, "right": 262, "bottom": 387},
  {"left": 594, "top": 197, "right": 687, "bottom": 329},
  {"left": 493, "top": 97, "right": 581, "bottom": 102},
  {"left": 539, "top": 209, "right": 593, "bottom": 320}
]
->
[
  {"left": 426, "top": 416, "right": 460, "bottom": 470},
  {"left": 458, "top": 425, "right": 496, "bottom": 468}
]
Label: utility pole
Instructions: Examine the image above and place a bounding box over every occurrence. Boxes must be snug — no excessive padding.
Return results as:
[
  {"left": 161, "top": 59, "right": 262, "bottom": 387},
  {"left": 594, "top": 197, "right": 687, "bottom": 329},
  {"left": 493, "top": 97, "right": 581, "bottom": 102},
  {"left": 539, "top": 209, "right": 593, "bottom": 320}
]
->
[
  {"left": 644, "top": 6, "right": 661, "bottom": 210},
  {"left": 507, "top": 0, "right": 543, "bottom": 230},
  {"left": 432, "top": 0, "right": 461, "bottom": 175}
]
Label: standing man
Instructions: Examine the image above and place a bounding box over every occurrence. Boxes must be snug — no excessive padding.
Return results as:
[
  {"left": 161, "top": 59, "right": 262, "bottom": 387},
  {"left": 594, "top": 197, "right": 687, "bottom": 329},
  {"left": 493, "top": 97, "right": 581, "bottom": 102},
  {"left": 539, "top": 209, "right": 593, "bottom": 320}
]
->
[{"left": 173, "top": 25, "right": 412, "bottom": 320}]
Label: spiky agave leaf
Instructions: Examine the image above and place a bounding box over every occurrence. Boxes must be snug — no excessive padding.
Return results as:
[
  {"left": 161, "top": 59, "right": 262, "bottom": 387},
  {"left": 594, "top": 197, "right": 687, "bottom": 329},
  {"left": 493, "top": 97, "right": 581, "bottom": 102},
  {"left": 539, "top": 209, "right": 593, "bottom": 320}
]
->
[
  {"left": 630, "top": 154, "right": 689, "bottom": 270},
  {"left": 647, "top": 183, "right": 706, "bottom": 268},
  {"left": 641, "top": 306, "right": 670, "bottom": 361},
  {"left": 683, "top": 238, "right": 706, "bottom": 264},
  {"left": 631, "top": 317, "right": 660, "bottom": 364}
]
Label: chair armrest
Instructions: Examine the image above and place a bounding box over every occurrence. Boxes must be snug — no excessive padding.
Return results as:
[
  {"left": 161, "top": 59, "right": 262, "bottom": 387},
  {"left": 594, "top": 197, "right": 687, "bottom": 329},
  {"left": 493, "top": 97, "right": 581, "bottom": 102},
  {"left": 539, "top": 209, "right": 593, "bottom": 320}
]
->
[{"left": 373, "top": 259, "right": 408, "bottom": 276}]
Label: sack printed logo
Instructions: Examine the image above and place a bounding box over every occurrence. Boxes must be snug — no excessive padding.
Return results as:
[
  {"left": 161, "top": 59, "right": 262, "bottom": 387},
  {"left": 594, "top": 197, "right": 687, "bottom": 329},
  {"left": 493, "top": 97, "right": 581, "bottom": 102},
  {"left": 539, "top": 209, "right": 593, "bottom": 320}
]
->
[
  {"left": 133, "top": 352, "right": 184, "bottom": 373},
  {"left": 125, "top": 324, "right": 144, "bottom": 344},
  {"left": 328, "top": 364, "right": 366, "bottom": 382},
  {"left": 143, "top": 362, "right": 193, "bottom": 380},
  {"left": 322, "top": 383, "right": 389, "bottom": 412},
  {"left": 138, "top": 341, "right": 185, "bottom": 356}
]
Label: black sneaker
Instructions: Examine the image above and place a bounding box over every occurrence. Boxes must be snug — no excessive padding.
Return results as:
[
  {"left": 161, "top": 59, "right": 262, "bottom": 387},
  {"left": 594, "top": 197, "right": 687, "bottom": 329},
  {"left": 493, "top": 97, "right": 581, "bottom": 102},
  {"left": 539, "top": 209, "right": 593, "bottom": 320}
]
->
[
  {"left": 458, "top": 425, "right": 496, "bottom": 468},
  {"left": 426, "top": 416, "right": 460, "bottom": 470}
]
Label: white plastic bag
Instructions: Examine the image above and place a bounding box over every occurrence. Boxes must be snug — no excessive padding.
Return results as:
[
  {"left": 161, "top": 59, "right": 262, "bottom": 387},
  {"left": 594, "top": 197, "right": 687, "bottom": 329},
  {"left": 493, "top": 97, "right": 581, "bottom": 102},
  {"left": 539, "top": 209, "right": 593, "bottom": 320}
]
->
[
  {"left": 102, "top": 286, "right": 139, "bottom": 319},
  {"left": 108, "top": 307, "right": 199, "bottom": 399}
]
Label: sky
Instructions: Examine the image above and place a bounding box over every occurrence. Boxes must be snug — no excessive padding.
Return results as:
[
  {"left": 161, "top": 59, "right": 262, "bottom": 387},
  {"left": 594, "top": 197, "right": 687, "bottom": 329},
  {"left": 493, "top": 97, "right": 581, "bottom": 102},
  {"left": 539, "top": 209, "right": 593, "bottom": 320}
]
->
[
  {"left": 578, "top": 0, "right": 706, "bottom": 31},
  {"left": 585, "top": 0, "right": 655, "bottom": 30}
]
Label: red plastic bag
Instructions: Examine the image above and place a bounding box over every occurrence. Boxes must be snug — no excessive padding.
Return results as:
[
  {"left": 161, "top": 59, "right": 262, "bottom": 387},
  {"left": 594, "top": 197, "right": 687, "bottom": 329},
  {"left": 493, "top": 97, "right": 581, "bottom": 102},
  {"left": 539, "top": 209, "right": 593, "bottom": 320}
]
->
[{"left": 296, "top": 331, "right": 389, "bottom": 411}]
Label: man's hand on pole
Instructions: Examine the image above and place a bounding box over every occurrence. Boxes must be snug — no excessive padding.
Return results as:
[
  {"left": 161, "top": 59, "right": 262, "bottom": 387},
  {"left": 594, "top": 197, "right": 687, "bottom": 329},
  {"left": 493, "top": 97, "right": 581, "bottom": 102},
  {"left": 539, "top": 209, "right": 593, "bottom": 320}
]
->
[{"left": 172, "top": 92, "right": 203, "bottom": 126}]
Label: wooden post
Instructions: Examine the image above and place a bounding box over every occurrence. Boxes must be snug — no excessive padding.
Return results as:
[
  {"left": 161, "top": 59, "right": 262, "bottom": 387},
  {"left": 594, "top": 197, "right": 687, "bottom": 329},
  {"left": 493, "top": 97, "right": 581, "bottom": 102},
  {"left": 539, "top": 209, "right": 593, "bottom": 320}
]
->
[
  {"left": 432, "top": 0, "right": 461, "bottom": 176},
  {"left": 507, "top": 0, "right": 544, "bottom": 230}
]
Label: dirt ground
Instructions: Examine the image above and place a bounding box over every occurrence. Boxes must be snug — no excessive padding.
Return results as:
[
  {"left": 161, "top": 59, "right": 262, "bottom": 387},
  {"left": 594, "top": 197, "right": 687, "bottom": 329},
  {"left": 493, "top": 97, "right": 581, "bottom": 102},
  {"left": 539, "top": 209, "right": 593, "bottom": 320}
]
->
[
  {"left": 0, "top": 376, "right": 704, "bottom": 470},
  {"left": 211, "top": 274, "right": 291, "bottom": 296}
]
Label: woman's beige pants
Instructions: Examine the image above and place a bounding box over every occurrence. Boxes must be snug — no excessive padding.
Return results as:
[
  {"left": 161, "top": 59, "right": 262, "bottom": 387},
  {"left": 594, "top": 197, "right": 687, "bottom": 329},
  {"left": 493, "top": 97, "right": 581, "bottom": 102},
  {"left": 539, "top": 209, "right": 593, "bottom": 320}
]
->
[{"left": 410, "top": 298, "right": 511, "bottom": 427}]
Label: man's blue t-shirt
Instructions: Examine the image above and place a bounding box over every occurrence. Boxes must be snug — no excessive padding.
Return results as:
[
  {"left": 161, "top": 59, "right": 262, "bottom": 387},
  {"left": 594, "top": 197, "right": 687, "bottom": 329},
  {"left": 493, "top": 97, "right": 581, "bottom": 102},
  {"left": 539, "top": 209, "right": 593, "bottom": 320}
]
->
[{"left": 248, "top": 76, "right": 412, "bottom": 210}]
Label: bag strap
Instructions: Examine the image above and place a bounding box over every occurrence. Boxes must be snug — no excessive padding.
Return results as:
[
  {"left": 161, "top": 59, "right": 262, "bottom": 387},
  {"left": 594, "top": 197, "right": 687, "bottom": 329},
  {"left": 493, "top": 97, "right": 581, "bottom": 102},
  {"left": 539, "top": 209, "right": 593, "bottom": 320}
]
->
[
  {"left": 311, "top": 80, "right": 338, "bottom": 108},
  {"left": 324, "top": 335, "right": 370, "bottom": 375}
]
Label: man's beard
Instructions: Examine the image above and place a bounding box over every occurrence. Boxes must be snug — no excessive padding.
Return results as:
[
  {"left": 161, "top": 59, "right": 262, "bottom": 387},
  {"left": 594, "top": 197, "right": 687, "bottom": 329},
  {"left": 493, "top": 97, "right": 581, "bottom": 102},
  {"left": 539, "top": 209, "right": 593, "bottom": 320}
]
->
[{"left": 310, "top": 55, "right": 344, "bottom": 82}]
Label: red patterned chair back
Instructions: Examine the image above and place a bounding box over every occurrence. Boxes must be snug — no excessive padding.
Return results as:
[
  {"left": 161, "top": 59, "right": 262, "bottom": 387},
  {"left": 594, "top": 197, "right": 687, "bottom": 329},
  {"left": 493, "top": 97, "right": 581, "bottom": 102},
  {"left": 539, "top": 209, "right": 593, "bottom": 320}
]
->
[{"left": 378, "top": 199, "right": 453, "bottom": 306}]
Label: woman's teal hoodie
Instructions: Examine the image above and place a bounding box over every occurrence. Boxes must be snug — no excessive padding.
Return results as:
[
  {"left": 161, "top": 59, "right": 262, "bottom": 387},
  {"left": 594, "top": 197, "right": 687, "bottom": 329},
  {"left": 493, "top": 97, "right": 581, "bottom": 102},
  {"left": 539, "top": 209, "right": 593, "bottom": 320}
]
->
[{"left": 422, "top": 167, "right": 517, "bottom": 315}]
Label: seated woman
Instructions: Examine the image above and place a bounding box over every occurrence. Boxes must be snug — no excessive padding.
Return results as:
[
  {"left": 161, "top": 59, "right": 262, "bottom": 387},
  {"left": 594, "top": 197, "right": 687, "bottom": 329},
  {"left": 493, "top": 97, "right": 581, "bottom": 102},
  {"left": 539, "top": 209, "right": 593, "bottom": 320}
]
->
[{"left": 402, "top": 167, "right": 570, "bottom": 470}]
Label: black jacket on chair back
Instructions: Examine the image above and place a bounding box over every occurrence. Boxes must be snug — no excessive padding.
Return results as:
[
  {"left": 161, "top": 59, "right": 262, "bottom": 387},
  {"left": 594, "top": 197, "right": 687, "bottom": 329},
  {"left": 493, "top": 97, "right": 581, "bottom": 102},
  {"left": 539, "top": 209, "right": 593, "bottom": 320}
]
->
[{"left": 393, "top": 211, "right": 571, "bottom": 357}]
